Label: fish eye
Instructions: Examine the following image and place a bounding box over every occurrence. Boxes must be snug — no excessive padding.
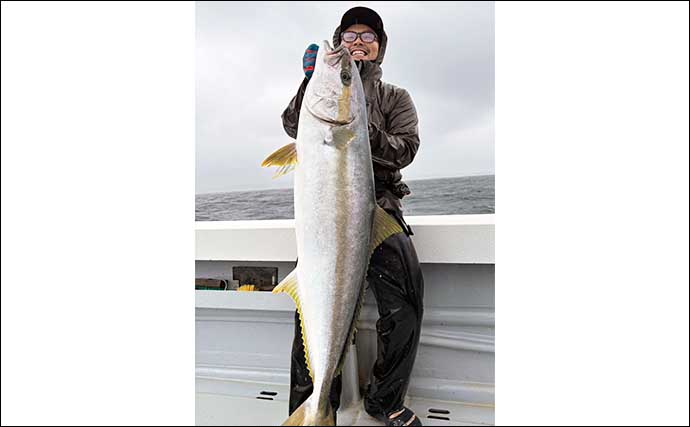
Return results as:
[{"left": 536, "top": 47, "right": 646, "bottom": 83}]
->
[{"left": 341, "top": 71, "right": 352, "bottom": 86}]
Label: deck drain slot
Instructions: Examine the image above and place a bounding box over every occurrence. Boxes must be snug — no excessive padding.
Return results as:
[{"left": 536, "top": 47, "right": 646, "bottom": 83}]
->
[
  {"left": 256, "top": 396, "right": 274, "bottom": 401},
  {"left": 427, "top": 415, "right": 451, "bottom": 421},
  {"left": 260, "top": 391, "right": 278, "bottom": 396},
  {"left": 429, "top": 408, "right": 450, "bottom": 414}
]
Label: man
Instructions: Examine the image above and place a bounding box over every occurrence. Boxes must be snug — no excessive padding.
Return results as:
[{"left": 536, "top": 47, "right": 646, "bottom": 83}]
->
[{"left": 282, "top": 6, "right": 424, "bottom": 427}]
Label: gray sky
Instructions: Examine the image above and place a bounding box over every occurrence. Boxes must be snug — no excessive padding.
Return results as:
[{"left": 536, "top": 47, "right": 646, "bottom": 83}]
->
[{"left": 196, "top": 1, "right": 494, "bottom": 194}]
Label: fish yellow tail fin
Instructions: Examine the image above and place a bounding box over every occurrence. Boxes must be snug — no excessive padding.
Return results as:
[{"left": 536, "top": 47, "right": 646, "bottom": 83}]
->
[{"left": 282, "top": 396, "right": 334, "bottom": 426}]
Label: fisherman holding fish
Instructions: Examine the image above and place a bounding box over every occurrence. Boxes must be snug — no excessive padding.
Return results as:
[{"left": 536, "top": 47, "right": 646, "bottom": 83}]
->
[{"left": 278, "top": 6, "right": 425, "bottom": 426}]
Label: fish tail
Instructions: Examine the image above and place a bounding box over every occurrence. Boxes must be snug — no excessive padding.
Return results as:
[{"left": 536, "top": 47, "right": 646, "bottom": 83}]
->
[{"left": 282, "top": 395, "right": 334, "bottom": 426}]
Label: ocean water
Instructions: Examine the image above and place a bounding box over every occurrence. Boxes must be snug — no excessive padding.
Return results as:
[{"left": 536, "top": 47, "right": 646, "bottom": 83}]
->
[{"left": 195, "top": 175, "right": 494, "bottom": 221}]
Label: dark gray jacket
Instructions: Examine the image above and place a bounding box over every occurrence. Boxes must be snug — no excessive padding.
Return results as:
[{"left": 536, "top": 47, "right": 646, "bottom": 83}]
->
[{"left": 281, "top": 25, "right": 420, "bottom": 214}]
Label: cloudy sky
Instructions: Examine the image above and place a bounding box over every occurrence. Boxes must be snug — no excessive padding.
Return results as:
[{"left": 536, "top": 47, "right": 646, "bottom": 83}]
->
[{"left": 196, "top": 1, "right": 494, "bottom": 194}]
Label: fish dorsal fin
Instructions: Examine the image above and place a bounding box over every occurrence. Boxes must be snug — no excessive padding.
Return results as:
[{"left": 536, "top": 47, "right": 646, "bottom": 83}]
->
[
  {"left": 272, "top": 268, "right": 297, "bottom": 294},
  {"left": 369, "top": 206, "right": 404, "bottom": 255},
  {"left": 271, "top": 268, "right": 314, "bottom": 382},
  {"left": 261, "top": 142, "right": 297, "bottom": 178}
]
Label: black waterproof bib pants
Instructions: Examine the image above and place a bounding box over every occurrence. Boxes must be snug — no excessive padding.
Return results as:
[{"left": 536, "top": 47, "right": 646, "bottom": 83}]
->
[{"left": 288, "top": 212, "right": 425, "bottom": 419}]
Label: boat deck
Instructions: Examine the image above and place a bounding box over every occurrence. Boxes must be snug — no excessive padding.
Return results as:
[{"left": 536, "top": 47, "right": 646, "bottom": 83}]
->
[
  {"left": 196, "top": 381, "right": 494, "bottom": 426},
  {"left": 196, "top": 215, "right": 495, "bottom": 426}
]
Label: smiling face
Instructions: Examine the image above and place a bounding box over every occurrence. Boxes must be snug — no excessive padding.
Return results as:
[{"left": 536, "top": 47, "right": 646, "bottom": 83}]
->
[{"left": 340, "top": 24, "right": 379, "bottom": 62}]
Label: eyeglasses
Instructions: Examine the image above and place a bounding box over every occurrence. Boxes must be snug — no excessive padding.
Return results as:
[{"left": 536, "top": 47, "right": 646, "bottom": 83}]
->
[{"left": 340, "top": 31, "right": 378, "bottom": 43}]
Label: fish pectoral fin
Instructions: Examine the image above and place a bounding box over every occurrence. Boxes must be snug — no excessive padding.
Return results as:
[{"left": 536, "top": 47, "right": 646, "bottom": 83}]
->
[
  {"left": 271, "top": 269, "right": 315, "bottom": 383},
  {"left": 325, "top": 126, "right": 355, "bottom": 149},
  {"left": 369, "top": 206, "right": 404, "bottom": 255},
  {"left": 261, "top": 142, "right": 297, "bottom": 178}
]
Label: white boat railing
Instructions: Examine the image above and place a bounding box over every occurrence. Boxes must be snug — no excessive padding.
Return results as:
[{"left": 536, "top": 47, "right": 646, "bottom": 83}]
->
[{"left": 196, "top": 214, "right": 495, "bottom": 264}]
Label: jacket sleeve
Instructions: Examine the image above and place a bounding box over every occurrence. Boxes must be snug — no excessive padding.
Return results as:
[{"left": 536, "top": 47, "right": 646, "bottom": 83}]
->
[
  {"left": 281, "top": 78, "right": 309, "bottom": 139},
  {"left": 370, "top": 87, "right": 420, "bottom": 170}
]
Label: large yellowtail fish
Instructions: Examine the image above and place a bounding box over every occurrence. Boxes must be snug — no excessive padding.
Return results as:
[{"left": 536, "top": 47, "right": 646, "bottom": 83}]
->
[{"left": 261, "top": 40, "right": 403, "bottom": 426}]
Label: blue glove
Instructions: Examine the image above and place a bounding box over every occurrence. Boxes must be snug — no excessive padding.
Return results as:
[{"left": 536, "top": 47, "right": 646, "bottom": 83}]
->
[{"left": 303, "top": 43, "right": 319, "bottom": 80}]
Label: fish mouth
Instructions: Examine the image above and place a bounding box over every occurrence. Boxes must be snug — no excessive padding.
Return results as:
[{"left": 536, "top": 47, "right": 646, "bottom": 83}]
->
[
  {"left": 323, "top": 40, "right": 344, "bottom": 55},
  {"left": 323, "top": 40, "right": 351, "bottom": 66},
  {"left": 324, "top": 40, "right": 353, "bottom": 87},
  {"left": 305, "top": 41, "right": 354, "bottom": 125}
]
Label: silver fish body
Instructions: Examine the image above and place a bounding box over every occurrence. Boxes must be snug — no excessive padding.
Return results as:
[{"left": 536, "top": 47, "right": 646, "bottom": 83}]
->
[
  {"left": 294, "top": 41, "right": 375, "bottom": 410},
  {"left": 265, "top": 40, "right": 402, "bottom": 426}
]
